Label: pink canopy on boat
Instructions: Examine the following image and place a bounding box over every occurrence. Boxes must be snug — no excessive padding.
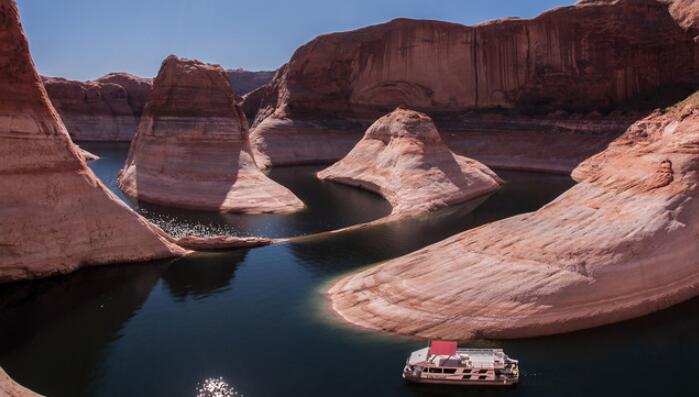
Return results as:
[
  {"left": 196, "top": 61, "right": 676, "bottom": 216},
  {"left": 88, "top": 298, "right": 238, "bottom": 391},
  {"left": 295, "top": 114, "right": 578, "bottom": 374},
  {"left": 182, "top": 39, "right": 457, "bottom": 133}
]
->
[{"left": 429, "top": 341, "right": 457, "bottom": 356}]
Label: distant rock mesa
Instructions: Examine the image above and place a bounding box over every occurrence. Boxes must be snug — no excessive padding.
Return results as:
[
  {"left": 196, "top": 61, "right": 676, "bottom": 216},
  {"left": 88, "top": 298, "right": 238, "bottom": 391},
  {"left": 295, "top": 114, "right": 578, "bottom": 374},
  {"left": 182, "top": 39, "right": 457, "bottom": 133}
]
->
[
  {"left": 226, "top": 68, "right": 275, "bottom": 96},
  {"left": 43, "top": 73, "right": 152, "bottom": 141}
]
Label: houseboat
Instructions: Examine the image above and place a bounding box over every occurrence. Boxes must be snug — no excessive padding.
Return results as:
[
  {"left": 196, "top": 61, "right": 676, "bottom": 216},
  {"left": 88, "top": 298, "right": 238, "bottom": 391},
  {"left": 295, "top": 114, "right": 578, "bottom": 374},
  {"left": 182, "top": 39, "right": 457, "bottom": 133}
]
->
[{"left": 403, "top": 341, "right": 519, "bottom": 386}]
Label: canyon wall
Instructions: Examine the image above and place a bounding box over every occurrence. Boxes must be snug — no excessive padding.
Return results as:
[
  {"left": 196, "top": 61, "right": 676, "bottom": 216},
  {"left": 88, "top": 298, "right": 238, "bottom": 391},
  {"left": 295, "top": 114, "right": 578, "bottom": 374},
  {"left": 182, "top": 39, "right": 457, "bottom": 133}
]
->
[
  {"left": 329, "top": 90, "right": 699, "bottom": 339},
  {"left": 251, "top": 0, "right": 699, "bottom": 170},
  {"left": 42, "top": 73, "right": 152, "bottom": 141},
  {"left": 119, "top": 55, "right": 304, "bottom": 213},
  {"left": 43, "top": 69, "right": 273, "bottom": 142},
  {"left": 0, "top": 0, "right": 185, "bottom": 283}
]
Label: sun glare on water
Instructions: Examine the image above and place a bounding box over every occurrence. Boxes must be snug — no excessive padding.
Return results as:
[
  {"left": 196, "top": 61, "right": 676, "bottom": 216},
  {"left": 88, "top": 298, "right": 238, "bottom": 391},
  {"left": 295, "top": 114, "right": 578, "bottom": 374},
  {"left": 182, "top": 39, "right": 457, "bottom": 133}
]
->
[{"left": 196, "top": 377, "right": 242, "bottom": 397}]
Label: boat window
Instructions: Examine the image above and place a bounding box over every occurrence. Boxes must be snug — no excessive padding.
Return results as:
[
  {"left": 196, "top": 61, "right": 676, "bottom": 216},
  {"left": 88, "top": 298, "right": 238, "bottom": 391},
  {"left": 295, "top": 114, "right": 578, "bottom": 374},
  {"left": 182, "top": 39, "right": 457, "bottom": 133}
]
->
[
  {"left": 427, "top": 368, "right": 443, "bottom": 373},
  {"left": 443, "top": 368, "right": 456, "bottom": 374},
  {"left": 479, "top": 375, "right": 488, "bottom": 380}
]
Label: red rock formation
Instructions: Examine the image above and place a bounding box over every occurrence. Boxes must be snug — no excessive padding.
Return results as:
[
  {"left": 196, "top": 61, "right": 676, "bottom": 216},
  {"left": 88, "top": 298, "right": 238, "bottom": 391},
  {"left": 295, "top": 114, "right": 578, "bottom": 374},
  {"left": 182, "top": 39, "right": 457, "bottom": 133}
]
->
[
  {"left": 329, "top": 91, "right": 699, "bottom": 339},
  {"left": 318, "top": 108, "right": 502, "bottom": 215},
  {"left": 42, "top": 73, "right": 152, "bottom": 141},
  {"left": 119, "top": 55, "right": 304, "bottom": 213},
  {"left": 226, "top": 68, "right": 275, "bottom": 96},
  {"left": 0, "top": 368, "right": 41, "bottom": 397},
  {"left": 251, "top": 0, "right": 699, "bottom": 170},
  {"left": 0, "top": 0, "right": 185, "bottom": 282}
]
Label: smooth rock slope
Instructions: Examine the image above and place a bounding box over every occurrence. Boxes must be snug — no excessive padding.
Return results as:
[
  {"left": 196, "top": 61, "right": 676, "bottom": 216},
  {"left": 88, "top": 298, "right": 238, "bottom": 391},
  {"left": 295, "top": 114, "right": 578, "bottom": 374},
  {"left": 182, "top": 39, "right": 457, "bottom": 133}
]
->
[
  {"left": 329, "top": 92, "right": 699, "bottom": 339},
  {"left": 318, "top": 108, "right": 502, "bottom": 216},
  {"left": 0, "top": 0, "right": 185, "bottom": 283},
  {"left": 119, "top": 55, "right": 304, "bottom": 213},
  {"left": 250, "top": 0, "right": 699, "bottom": 170},
  {"left": 42, "top": 73, "right": 152, "bottom": 141}
]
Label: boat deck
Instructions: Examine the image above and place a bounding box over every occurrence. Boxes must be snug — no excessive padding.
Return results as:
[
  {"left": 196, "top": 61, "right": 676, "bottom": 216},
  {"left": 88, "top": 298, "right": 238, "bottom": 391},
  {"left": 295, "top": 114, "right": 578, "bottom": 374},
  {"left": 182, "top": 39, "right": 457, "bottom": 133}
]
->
[{"left": 407, "top": 348, "right": 507, "bottom": 368}]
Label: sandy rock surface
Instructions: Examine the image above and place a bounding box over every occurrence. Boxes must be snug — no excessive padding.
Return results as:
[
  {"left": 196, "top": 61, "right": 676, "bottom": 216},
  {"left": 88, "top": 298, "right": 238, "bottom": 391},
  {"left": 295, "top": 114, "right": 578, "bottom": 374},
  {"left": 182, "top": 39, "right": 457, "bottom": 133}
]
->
[{"left": 318, "top": 108, "right": 502, "bottom": 216}]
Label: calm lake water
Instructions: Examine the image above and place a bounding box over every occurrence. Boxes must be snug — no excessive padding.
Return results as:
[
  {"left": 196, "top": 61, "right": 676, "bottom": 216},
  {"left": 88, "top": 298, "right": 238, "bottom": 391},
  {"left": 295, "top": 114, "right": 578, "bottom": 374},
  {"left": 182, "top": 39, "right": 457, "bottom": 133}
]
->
[{"left": 2, "top": 143, "right": 698, "bottom": 397}]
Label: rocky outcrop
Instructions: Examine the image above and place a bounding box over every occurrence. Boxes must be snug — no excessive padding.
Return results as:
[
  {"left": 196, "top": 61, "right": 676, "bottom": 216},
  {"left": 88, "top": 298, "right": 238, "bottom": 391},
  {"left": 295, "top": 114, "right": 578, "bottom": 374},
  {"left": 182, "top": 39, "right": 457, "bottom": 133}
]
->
[
  {"left": 226, "top": 68, "right": 275, "bottom": 96},
  {"left": 250, "top": 0, "right": 699, "bottom": 170},
  {"left": 42, "top": 73, "right": 152, "bottom": 142},
  {"left": 119, "top": 55, "right": 304, "bottom": 213},
  {"left": 0, "top": 368, "right": 42, "bottom": 397},
  {"left": 0, "top": 0, "right": 185, "bottom": 282},
  {"left": 318, "top": 109, "right": 502, "bottom": 215},
  {"left": 329, "top": 91, "right": 699, "bottom": 339}
]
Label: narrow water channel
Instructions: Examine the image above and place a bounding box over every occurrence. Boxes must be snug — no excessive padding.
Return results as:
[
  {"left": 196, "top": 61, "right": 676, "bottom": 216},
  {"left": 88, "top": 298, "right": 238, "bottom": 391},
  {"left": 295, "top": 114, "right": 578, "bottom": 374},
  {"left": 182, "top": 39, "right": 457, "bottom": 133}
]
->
[{"left": 3, "top": 143, "right": 696, "bottom": 397}]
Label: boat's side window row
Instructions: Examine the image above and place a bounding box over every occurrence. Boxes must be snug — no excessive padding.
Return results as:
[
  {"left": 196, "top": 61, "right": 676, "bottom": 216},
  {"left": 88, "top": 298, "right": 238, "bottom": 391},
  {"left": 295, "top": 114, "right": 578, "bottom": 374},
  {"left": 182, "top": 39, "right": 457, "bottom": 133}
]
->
[{"left": 426, "top": 368, "right": 457, "bottom": 374}]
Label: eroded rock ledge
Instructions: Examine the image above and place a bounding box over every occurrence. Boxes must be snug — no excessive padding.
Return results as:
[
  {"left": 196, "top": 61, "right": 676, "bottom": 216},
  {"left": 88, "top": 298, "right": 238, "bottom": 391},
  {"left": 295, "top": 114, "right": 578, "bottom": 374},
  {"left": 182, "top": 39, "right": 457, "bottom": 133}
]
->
[
  {"left": 318, "top": 108, "right": 502, "bottom": 216},
  {"left": 118, "top": 55, "right": 304, "bottom": 214},
  {"left": 329, "top": 92, "right": 699, "bottom": 339}
]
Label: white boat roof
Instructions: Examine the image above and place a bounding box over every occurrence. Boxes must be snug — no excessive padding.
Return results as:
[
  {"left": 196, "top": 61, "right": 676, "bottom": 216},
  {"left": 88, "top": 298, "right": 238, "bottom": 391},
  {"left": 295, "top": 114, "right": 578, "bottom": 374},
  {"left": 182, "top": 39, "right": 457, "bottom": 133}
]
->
[{"left": 407, "top": 347, "right": 512, "bottom": 368}]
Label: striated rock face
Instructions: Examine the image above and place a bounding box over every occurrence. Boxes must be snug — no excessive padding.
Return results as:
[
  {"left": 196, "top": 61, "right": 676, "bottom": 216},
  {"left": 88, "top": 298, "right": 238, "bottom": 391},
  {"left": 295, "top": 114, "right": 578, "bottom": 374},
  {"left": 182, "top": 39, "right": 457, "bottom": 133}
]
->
[
  {"left": 251, "top": 0, "right": 699, "bottom": 169},
  {"left": 226, "top": 68, "right": 275, "bottom": 96},
  {"left": 119, "top": 55, "right": 304, "bottom": 213},
  {"left": 0, "top": 367, "right": 41, "bottom": 397},
  {"left": 318, "top": 108, "right": 502, "bottom": 215},
  {"left": 0, "top": 0, "right": 185, "bottom": 282},
  {"left": 42, "top": 73, "right": 152, "bottom": 142},
  {"left": 329, "top": 92, "right": 699, "bottom": 339}
]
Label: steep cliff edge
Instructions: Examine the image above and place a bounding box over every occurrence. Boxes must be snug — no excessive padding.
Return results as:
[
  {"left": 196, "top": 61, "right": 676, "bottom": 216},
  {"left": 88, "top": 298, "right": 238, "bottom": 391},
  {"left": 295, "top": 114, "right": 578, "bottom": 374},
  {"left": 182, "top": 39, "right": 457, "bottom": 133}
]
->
[
  {"left": 42, "top": 73, "right": 153, "bottom": 141},
  {"left": 0, "top": 0, "right": 185, "bottom": 283},
  {"left": 318, "top": 109, "right": 502, "bottom": 215},
  {"left": 329, "top": 91, "right": 699, "bottom": 339},
  {"left": 251, "top": 0, "right": 699, "bottom": 170},
  {"left": 119, "top": 55, "right": 304, "bottom": 213}
]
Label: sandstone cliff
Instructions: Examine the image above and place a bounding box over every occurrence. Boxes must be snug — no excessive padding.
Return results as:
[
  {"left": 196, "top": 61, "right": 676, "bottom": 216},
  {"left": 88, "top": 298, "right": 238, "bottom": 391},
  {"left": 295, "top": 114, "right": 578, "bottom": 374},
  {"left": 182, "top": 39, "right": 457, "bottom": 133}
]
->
[
  {"left": 0, "top": 0, "right": 185, "bottom": 282},
  {"left": 119, "top": 55, "right": 304, "bottom": 213},
  {"left": 42, "top": 73, "right": 152, "bottom": 141},
  {"left": 329, "top": 91, "right": 699, "bottom": 339},
  {"left": 318, "top": 108, "right": 502, "bottom": 215},
  {"left": 250, "top": 0, "right": 699, "bottom": 170}
]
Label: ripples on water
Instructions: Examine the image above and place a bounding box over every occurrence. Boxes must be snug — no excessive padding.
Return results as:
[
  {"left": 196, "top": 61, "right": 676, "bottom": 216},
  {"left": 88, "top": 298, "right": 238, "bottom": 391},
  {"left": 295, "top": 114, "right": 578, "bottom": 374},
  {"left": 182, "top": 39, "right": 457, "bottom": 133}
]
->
[{"left": 137, "top": 208, "right": 245, "bottom": 239}]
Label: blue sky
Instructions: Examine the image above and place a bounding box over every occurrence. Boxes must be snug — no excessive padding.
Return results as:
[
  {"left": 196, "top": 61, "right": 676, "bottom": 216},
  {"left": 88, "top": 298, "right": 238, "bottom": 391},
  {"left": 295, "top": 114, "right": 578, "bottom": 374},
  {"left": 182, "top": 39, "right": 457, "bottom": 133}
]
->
[{"left": 17, "top": 0, "right": 574, "bottom": 81}]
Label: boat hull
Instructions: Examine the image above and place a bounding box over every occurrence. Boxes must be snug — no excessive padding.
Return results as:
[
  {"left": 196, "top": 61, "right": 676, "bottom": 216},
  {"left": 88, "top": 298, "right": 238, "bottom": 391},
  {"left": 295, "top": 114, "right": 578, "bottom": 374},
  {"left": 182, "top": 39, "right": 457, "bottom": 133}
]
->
[{"left": 403, "top": 373, "right": 517, "bottom": 386}]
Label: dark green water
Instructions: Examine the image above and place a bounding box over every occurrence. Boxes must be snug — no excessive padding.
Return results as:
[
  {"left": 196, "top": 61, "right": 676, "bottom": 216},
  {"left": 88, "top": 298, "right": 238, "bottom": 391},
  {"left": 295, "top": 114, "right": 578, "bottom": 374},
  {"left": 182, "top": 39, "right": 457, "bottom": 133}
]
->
[{"left": 2, "top": 143, "right": 698, "bottom": 397}]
